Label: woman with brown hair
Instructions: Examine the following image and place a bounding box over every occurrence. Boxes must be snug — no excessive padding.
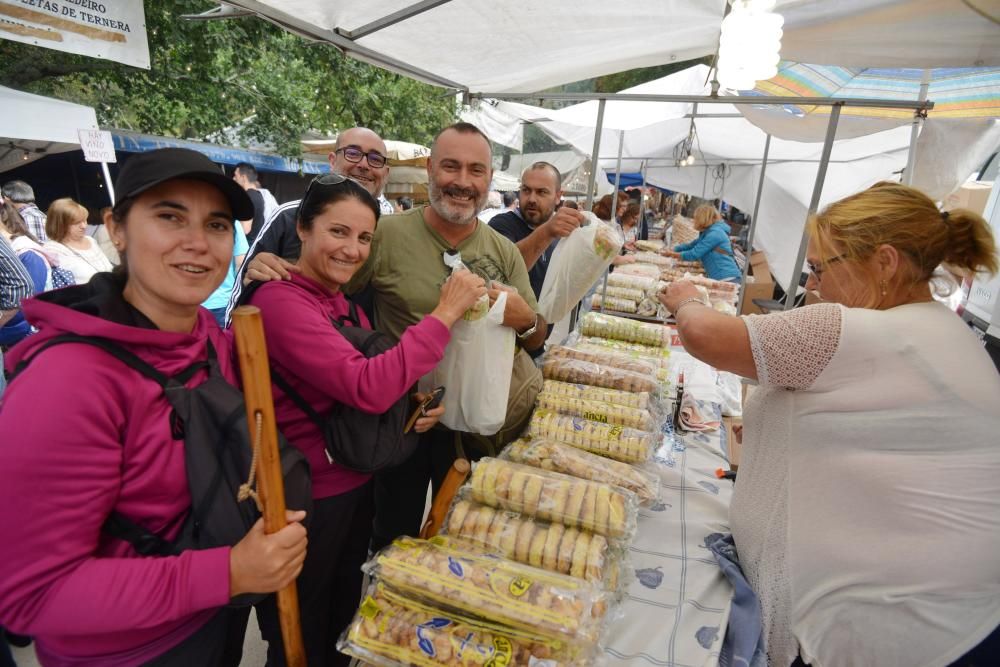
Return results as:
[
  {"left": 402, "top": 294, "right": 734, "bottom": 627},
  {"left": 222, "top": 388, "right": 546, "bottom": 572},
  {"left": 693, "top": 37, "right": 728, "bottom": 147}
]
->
[
  {"left": 43, "top": 197, "right": 112, "bottom": 284},
  {"left": 659, "top": 181, "right": 1000, "bottom": 666}
]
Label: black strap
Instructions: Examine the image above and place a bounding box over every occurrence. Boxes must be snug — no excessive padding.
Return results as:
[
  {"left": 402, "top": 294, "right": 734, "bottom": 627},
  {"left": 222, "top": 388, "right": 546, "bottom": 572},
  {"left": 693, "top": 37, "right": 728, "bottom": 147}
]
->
[
  {"left": 102, "top": 511, "right": 177, "bottom": 556},
  {"left": 270, "top": 367, "right": 326, "bottom": 430}
]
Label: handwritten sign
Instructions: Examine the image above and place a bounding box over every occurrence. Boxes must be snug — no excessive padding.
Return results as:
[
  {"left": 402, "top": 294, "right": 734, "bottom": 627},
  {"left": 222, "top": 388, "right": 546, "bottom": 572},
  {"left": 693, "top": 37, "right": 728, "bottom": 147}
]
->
[{"left": 78, "top": 128, "right": 116, "bottom": 163}]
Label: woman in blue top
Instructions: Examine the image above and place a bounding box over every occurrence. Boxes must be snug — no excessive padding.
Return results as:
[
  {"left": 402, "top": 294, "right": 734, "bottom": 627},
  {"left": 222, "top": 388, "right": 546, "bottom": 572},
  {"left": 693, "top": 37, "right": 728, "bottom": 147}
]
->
[{"left": 663, "top": 204, "right": 742, "bottom": 281}]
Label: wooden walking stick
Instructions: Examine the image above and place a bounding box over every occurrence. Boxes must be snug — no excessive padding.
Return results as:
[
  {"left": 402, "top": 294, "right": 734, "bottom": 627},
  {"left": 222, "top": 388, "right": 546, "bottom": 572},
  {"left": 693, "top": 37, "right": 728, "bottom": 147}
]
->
[
  {"left": 232, "top": 305, "right": 307, "bottom": 667},
  {"left": 420, "top": 458, "right": 470, "bottom": 539}
]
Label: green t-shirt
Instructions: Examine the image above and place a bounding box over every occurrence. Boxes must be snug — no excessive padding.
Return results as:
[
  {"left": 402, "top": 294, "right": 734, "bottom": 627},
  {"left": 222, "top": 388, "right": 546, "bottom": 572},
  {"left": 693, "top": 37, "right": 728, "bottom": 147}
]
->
[{"left": 347, "top": 206, "right": 538, "bottom": 343}]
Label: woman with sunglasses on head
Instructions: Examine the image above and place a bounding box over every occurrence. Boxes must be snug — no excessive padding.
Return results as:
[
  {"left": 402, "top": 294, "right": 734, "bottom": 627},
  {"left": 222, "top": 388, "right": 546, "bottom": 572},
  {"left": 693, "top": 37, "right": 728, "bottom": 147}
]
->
[
  {"left": 659, "top": 182, "right": 1000, "bottom": 667},
  {"left": 0, "top": 148, "right": 309, "bottom": 667},
  {"left": 245, "top": 174, "right": 487, "bottom": 666}
]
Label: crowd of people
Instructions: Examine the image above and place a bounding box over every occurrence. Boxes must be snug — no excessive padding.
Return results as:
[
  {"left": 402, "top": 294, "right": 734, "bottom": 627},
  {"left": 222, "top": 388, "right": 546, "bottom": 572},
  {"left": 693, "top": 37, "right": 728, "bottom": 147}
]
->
[{"left": 0, "top": 117, "right": 997, "bottom": 667}]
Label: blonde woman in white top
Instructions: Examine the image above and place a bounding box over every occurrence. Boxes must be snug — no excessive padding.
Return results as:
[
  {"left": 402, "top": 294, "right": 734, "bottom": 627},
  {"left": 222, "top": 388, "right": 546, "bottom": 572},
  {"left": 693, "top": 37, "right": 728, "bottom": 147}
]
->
[
  {"left": 43, "top": 198, "right": 113, "bottom": 284},
  {"left": 660, "top": 181, "right": 1000, "bottom": 667}
]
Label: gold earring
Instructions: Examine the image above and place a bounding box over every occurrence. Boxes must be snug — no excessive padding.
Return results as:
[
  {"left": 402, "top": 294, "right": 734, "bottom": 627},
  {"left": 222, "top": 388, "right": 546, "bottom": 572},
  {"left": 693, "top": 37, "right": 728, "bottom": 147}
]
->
[{"left": 880, "top": 279, "right": 887, "bottom": 296}]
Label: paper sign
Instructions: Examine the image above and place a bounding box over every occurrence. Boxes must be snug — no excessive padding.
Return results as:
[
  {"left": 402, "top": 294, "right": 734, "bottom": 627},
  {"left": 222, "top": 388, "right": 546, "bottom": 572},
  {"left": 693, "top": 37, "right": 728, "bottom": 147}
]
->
[
  {"left": 0, "top": 0, "right": 149, "bottom": 69},
  {"left": 78, "top": 128, "right": 116, "bottom": 163}
]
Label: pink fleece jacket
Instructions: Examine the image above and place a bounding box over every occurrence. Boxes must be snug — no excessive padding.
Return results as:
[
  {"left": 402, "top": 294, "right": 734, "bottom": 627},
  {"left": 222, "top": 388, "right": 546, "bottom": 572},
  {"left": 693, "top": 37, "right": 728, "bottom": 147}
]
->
[
  {"left": 0, "top": 290, "right": 235, "bottom": 666},
  {"left": 249, "top": 273, "right": 450, "bottom": 499}
]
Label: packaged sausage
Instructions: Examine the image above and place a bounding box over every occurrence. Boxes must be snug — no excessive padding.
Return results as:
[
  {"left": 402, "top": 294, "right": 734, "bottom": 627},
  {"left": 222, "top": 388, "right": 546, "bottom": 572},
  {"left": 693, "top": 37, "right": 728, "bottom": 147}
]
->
[
  {"left": 502, "top": 438, "right": 660, "bottom": 505},
  {"left": 578, "top": 312, "right": 670, "bottom": 347},
  {"left": 527, "top": 409, "right": 658, "bottom": 464},
  {"left": 542, "top": 357, "right": 657, "bottom": 394},
  {"left": 365, "top": 536, "right": 608, "bottom": 643},
  {"left": 535, "top": 390, "right": 657, "bottom": 431},
  {"left": 606, "top": 272, "right": 659, "bottom": 293},
  {"left": 438, "top": 508, "right": 623, "bottom": 591},
  {"left": 465, "top": 458, "right": 638, "bottom": 541},
  {"left": 590, "top": 294, "right": 637, "bottom": 314},
  {"left": 546, "top": 345, "right": 658, "bottom": 377},
  {"left": 338, "top": 581, "right": 592, "bottom": 666}
]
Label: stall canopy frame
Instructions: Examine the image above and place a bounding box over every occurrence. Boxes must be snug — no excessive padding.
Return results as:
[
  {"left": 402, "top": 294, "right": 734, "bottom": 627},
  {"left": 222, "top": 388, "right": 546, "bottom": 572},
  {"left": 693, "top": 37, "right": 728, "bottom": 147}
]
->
[{"left": 471, "top": 91, "right": 934, "bottom": 311}]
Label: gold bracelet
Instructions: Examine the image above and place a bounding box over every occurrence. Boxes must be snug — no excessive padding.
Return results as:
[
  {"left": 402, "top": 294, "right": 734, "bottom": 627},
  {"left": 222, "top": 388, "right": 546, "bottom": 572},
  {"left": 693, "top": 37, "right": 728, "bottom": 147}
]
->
[{"left": 671, "top": 297, "right": 707, "bottom": 316}]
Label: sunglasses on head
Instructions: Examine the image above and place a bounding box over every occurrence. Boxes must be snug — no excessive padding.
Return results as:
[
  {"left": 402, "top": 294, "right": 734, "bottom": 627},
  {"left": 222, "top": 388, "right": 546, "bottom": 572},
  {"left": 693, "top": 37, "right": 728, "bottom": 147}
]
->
[{"left": 297, "top": 172, "right": 378, "bottom": 219}]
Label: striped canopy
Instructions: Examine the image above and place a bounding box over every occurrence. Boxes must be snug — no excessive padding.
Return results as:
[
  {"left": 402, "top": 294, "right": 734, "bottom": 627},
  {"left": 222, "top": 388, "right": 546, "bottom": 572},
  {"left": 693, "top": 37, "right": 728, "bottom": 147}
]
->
[{"left": 748, "top": 62, "right": 1000, "bottom": 120}]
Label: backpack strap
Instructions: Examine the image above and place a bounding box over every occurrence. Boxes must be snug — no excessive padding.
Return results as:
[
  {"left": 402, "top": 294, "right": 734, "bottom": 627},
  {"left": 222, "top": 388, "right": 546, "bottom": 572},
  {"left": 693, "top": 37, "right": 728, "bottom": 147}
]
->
[
  {"left": 331, "top": 300, "right": 361, "bottom": 329},
  {"left": 270, "top": 366, "right": 326, "bottom": 430}
]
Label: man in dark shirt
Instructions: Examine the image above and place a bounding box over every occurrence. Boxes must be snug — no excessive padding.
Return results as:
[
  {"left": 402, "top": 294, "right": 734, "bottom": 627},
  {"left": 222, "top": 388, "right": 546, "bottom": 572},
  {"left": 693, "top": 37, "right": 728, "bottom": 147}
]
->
[{"left": 487, "top": 161, "right": 584, "bottom": 298}]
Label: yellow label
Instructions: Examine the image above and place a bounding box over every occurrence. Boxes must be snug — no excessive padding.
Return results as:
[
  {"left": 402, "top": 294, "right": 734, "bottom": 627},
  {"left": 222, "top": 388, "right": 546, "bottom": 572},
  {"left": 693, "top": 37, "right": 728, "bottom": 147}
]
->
[
  {"left": 485, "top": 636, "right": 513, "bottom": 667},
  {"left": 508, "top": 576, "right": 532, "bottom": 597},
  {"left": 359, "top": 596, "right": 380, "bottom": 620},
  {"left": 429, "top": 535, "right": 447, "bottom": 546},
  {"left": 609, "top": 425, "right": 623, "bottom": 439},
  {"left": 583, "top": 410, "right": 609, "bottom": 423}
]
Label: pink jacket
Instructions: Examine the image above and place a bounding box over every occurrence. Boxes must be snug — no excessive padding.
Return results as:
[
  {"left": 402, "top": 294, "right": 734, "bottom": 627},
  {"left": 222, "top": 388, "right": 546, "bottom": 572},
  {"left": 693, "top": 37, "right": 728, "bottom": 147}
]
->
[
  {"left": 0, "top": 277, "right": 236, "bottom": 666},
  {"left": 249, "top": 273, "right": 450, "bottom": 498}
]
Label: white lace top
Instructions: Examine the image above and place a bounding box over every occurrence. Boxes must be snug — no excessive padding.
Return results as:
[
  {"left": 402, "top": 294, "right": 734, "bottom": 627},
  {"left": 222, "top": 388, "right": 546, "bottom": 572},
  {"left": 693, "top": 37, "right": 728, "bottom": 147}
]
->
[{"left": 735, "top": 302, "right": 1000, "bottom": 667}]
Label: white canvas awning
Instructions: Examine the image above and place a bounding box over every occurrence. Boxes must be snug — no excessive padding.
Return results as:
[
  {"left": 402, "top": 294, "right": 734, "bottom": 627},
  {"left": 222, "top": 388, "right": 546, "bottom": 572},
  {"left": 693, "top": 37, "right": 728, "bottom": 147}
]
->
[
  {"left": 0, "top": 85, "right": 99, "bottom": 173},
  {"left": 222, "top": 0, "right": 1000, "bottom": 93}
]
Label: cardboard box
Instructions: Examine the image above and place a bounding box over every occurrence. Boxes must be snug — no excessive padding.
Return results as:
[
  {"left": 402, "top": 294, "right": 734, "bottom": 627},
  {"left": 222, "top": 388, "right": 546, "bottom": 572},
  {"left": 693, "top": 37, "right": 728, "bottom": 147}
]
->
[
  {"left": 943, "top": 181, "right": 993, "bottom": 217},
  {"left": 740, "top": 250, "right": 775, "bottom": 315}
]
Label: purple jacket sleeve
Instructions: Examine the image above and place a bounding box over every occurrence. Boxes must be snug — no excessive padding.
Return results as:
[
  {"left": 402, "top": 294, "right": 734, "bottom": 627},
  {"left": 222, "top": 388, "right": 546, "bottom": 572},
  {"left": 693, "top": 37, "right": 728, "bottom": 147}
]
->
[
  {"left": 0, "top": 347, "right": 231, "bottom": 636},
  {"left": 255, "top": 284, "right": 450, "bottom": 413}
]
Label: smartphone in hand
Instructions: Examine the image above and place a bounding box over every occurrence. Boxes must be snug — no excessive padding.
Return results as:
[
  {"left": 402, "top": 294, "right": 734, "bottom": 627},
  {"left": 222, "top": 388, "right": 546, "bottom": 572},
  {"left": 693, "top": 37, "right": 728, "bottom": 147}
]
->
[{"left": 404, "top": 386, "right": 446, "bottom": 434}]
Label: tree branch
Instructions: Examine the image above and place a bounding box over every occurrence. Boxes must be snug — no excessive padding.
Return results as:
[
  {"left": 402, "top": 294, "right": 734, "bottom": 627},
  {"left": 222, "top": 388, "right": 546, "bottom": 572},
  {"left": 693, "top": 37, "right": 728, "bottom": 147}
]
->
[{"left": 2, "top": 57, "right": 119, "bottom": 87}]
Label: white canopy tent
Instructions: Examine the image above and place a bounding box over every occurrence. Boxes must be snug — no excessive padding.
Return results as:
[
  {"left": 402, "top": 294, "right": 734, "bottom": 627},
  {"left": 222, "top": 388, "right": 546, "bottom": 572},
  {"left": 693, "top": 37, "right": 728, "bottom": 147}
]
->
[
  {"left": 462, "top": 65, "right": 1000, "bottom": 297},
  {"left": 0, "top": 85, "right": 100, "bottom": 174},
  {"left": 218, "top": 0, "right": 999, "bottom": 93}
]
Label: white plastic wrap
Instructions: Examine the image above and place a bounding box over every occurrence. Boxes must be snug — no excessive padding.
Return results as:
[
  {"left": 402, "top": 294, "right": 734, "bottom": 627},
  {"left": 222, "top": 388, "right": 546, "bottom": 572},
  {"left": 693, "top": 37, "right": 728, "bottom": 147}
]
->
[
  {"left": 527, "top": 409, "right": 658, "bottom": 464},
  {"left": 578, "top": 311, "right": 670, "bottom": 347},
  {"left": 537, "top": 212, "right": 623, "bottom": 324},
  {"left": 420, "top": 272, "right": 514, "bottom": 435}
]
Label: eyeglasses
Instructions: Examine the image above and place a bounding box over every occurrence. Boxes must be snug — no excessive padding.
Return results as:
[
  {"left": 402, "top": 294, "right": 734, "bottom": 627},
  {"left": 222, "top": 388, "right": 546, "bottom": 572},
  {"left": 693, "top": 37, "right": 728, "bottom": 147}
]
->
[
  {"left": 335, "top": 146, "right": 388, "bottom": 169},
  {"left": 297, "top": 172, "right": 377, "bottom": 221},
  {"left": 807, "top": 254, "right": 845, "bottom": 280}
]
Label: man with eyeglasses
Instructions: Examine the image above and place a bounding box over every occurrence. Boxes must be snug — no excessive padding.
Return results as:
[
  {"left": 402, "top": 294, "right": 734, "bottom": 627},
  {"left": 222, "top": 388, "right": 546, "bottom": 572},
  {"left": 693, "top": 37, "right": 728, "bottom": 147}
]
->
[{"left": 224, "top": 127, "right": 393, "bottom": 320}]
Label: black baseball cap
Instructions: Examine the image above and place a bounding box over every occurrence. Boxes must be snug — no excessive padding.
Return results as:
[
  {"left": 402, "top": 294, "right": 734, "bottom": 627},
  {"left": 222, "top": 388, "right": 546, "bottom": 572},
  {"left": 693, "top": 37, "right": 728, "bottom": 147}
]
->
[{"left": 114, "top": 148, "right": 254, "bottom": 220}]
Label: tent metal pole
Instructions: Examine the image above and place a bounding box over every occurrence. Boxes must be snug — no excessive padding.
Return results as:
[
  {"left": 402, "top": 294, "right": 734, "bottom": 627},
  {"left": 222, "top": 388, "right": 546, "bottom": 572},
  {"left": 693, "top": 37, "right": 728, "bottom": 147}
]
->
[
  {"left": 784, "top": 104, "right": 841, "bottom": 310},
  {"left": 584, "top": 99, "right": 606, "bottom": 211},
  {"left": 736, "top": 133, "right": 771, "bottom": 314},
  {"left": 101, "top": 162, "right": 116, "bottom": 205},
  {"left": 903, "top": 69, "right": 931, "bottom": 186},
  {"left": 473, "top": 92, "right": 933, "bottom": 111},
  {"left": 613, "top": 130, "right": 624, "bottom": 193},
  {"left": 702, "top": 164, "right": 708, "bottom": 198}
]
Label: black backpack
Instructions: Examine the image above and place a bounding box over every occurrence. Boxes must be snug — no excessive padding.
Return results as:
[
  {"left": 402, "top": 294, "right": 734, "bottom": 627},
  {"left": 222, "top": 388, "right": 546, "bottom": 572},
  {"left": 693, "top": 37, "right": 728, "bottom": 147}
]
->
[
  {"left": 12, "top": 334, "right": 312, "bottom": 605},
  {"left": 241, "top": 281, "right": 420, "bottom": 473}
]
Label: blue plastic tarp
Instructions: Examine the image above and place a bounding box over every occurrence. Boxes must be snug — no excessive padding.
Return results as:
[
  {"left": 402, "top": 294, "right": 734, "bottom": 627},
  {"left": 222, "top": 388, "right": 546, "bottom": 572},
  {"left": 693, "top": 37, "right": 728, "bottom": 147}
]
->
[
  {"left": 606, "top": 172, "right": 673, "bottom": 194},
  {"left": 111, "top": 131, "right": 328, "bottom": 175}
]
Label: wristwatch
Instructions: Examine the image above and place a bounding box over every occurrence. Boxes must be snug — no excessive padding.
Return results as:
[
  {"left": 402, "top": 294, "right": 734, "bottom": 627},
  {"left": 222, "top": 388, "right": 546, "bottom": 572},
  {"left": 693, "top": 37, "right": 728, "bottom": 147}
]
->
[{"left": 516, "top": 314, "right": 540, "bottom": 340}]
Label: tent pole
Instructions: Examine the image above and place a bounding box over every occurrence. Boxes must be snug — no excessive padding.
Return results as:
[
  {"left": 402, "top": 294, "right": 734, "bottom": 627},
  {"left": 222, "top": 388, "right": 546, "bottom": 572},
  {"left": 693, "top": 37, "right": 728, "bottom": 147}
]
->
[
  {"left": 584, "top": 99, "right": 606, "bottom": 211},
  {"left": 736, "top": 133, "right": 771, "bottom": 314},
  {"left": 903, "top": 69, "right": 931, "bottom": 186},
  {"left": 702, "top": 164, "right": 708, "bottom": 198},
  {"left": 101, "top": 162, "right": 116, "bottom": 205},
  {"left": 613, "top": 130, "right": 624, "bottom": 193},
  {"left": 784, "top": 104, "right": 841, "bottom": 310}
]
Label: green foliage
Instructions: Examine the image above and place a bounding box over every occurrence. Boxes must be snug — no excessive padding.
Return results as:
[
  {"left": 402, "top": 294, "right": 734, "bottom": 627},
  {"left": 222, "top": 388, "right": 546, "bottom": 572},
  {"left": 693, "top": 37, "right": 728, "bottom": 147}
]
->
[{"left": 0, "top": 0, "right": 455, "bottom": 156}]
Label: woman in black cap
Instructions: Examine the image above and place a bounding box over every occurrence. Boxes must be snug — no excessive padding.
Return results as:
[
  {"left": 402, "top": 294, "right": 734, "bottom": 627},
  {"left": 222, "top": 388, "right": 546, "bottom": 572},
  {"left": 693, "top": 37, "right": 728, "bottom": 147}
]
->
[{"left": 0, "top": 148, "right": 308, "bottom": 666}]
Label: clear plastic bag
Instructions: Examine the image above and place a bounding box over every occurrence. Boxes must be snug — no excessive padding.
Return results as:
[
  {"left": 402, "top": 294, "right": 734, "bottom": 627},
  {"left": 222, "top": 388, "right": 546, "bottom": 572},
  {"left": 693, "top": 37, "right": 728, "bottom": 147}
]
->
[
  {"left": 540, "top": 379, "right": 651, "bottom": 411},
  {"left": 546, "top": 344, "right": 658, "bottom": 377},
  {"left": 612, "top": 262, "right": 662, "bottom": 278},
  {"left": 578, "top": 311, "right": 670, "bottom": 347},
  {"left": 535, "top": 389, "right": 657, "bottom": 431},
  {"left": 606, "top": 272, "right": 659, "bottom": 292},
  {"left": 589, "top": 294, "right": 637, "bottom": 313},
  {"left": 541, "top": 357, "right": 658, "bottom": 393},
  {"left": 465, "top": 458, "right": 639, "bottom": 541},
  {"left": 629, "top": 251, "right": 672, "bottom": 267},
  {"left": 527, "top": 409, "right": 658, "bottom": 464},
  {"left": 364, "top": 536, "right": 609, "bottom": 643},
  {"left": 575, "top": 335, "right": 669, "bottom": 360},
  {"left": 502, "top": 438, "right": 660, "bottom": 505},
  {"left": 338, "top": 580, "right": 592, "bottom": 666},
  {"left": 537, "top": 213, "right": 623, "bottom": 324},
  {"left": 438, "top": 507, "right": 624, "bottom": 591}
]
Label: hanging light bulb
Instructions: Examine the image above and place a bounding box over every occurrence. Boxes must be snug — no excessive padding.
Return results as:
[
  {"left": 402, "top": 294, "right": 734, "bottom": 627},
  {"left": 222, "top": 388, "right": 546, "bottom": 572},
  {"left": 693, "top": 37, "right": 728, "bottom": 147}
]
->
[
  {"left": 717, "top": 0, "right": 784, "bottom": 91},
  {"left": 686, "top": 153, "right": 696, "bottom": 166}
]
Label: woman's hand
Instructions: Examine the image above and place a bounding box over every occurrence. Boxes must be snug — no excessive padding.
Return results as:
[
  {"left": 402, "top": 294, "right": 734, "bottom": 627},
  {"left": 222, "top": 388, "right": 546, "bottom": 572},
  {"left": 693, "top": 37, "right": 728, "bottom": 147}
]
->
[
  {"left": 411, "top": 391, "right": 445, "bottom": 433},
  {"left": 429, "top": 268, "right": 488, "bottom": 327},
  {"left": 660, "top": 249, "right": 681, "bottom": 258},
  {"left": 229, "top": 510, "right": 307, "bottom": 598},
  {"left": 658, "top": 280, "right": 705, "bottom": 314}
]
